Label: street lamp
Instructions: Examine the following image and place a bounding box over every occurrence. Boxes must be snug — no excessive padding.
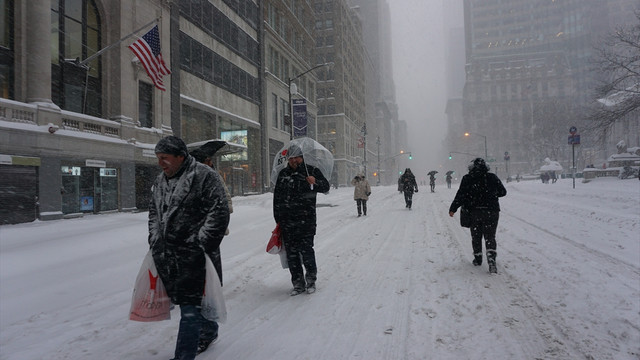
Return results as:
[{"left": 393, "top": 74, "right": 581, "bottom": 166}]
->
[
  {"left": 376, "top": 136, "right": 381, "bottom": 185},
  {"left": 464, "top": 132, "right": 488, "bottom": 160},
  {"left": 288, "top": 63, "right": 332, "bottom": 139}
]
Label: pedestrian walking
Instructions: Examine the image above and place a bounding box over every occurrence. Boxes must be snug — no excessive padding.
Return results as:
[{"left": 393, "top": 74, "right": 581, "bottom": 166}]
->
[
  {"left": 273, "top": 144, "right": 330, "bottom": 296},
  {"left": 399, "top": 168, "right": 418, "bottom": 209},
  {"left": 448, "top": 158, "right": 506, "bottom": 274},
  {"left": 148, "top": 136, "right": 230, "bottom": 360},
  {"left": 446, "top": 173, "right": 452, "bottom": 188},
  {"left": 351, "top": 173, "right": 371, "bottom": 217}
]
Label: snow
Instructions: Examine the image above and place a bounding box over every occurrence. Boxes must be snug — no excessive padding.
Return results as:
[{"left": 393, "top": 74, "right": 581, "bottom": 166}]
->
[{"left": 1, "top": 177, "right": 639, "bottom": 360}]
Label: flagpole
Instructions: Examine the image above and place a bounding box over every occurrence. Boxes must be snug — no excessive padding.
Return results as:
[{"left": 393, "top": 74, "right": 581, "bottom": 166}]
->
[{"left": 79, "top": 17, "right": 160, "bottom": 67}]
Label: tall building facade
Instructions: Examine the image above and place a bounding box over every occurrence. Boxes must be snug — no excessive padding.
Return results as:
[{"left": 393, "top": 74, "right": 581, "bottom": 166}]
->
[
  {"left": 313, "top": 0, "right": 367, "bottom": 186},
  {"left": 0, "top": 0, "right": 262, "bottom": 224},
  {"left": 350, "top": 0, "right": 401, "bottom": 185},
  {"left": 262, "top": 0, "right": 320, "bottom": 190},
  {"left": 460, "top": 0, "right": 638, "bottom": 176}
]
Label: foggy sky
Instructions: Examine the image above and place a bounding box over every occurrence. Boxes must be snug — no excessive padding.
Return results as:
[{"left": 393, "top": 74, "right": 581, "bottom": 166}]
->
[{"left": 389, "top": 0, "right": 449, "bottom": 180}]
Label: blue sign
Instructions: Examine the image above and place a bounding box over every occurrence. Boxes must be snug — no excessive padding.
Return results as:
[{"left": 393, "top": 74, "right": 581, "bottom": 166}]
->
[
  {"left": 568, "top": 134, "right": 580, "bottom": 145},
  {"left": 80, "top": 196, "right": 94, "bottom": 211},
  {"left": 293, "top": 99, "right": 307, "bottom": 137}
]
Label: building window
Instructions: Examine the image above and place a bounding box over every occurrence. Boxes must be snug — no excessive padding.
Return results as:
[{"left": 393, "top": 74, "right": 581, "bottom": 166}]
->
[
  {"left": 138, "top": 82, "right": 153, "bottom": 128},
  {"left": 272, "top": 93, "right": 278, "bottom": 129},
  {"left": 51, "top": 0, "right": 102, "bottom": 117},
  {"left": 0, "top": 0, "right": 13, "bottom": 99}
]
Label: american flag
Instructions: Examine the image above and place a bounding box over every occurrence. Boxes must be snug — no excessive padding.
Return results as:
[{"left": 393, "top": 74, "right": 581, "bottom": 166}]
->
[{"left": 129, "top": 25, "right": 171, "bottom": 91}]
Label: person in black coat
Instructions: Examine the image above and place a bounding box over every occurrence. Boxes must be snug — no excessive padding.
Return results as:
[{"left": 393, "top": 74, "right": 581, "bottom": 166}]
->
[
  {"left": 399, "top": 168, "right": 418, "bottom": 209},
  {"left": 149, "top": 136, "right": 230, "bottom": 359},
  {"left": 273, "top": 145, "right": 330, "bottom": 296},
  {"left": 448, "top": 158, "right": 506, "bottom": 273}
]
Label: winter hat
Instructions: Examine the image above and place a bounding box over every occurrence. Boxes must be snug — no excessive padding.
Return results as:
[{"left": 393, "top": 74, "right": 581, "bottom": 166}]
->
[
  {"left": 468, "top": 157, "right": 490, "bottom": 172},
  {"left": 287, "top": 144, "right": 303, "bottom": 158},
  {"left": 155, "top": 136, "right": 188, "bottom": 157}
]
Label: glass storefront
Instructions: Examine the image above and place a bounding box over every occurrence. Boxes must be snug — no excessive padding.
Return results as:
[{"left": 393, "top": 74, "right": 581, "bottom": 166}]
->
[{"left": 61, "top": 166, "right": 118, "bottom": 214}]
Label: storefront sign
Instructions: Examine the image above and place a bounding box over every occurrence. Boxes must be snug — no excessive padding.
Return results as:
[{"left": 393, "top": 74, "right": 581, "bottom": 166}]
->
[
  {"left": 0, "top": 154, "right": 12, "bottom": 165},
  {"left": 86, "top": 159, "right": 106, "bottom": 167}
]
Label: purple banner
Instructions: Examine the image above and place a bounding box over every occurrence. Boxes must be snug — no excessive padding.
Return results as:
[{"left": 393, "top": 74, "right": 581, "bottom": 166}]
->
[{"left": 293, "top": 99, "right": 307, "bottom": 137}]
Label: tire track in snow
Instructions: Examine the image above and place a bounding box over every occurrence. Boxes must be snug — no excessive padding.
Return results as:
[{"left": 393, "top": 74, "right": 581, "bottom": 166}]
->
[{"left": 422, "top": 193, "right": 578, "bottom": 360}]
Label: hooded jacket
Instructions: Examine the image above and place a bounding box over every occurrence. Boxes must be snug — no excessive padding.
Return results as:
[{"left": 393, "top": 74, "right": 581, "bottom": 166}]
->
[
  {"left": 273, "top": 160, "right": 330, "bottom": 237},
  {"left": 351, "top": 175, "right": 371, "bottom": 200},
  {"left": 449, "top": 161, "right": 506, "bottom": 214},
  {"left": 148, "top": 156, "right": 230, "bottom": 305},
  {"left": 399, "top": 169, "right": 418, "bottom": 193}
]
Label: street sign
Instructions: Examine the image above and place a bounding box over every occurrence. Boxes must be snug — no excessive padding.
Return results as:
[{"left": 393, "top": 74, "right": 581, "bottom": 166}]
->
[
  {"left": 569, "top": 126, "right": 577, "bottom": 135},
  {"left": 568, "top": 134, "right": 580, "bottom": 145}
]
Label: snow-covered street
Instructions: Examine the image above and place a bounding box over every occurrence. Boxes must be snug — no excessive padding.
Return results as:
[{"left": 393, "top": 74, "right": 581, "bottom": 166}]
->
[{"left": 1, "top": 178, "right": 639, "bottom": 360}]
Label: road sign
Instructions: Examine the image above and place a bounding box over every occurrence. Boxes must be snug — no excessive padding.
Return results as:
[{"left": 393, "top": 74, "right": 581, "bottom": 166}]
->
[
  {"left": 568, "top": 134, "right": 580, "bottom": 145},
  {"left": 569, "top": 126, "right": 577, "bottom": 135}
]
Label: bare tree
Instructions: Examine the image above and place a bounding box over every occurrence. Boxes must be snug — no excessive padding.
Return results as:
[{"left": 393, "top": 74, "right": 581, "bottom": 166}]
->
[
  {"left": 587, "top": 12, "right": 640, "bottom": 141},
  {"left": 528, "top": 98, "right": 576, "bottom": 163}
]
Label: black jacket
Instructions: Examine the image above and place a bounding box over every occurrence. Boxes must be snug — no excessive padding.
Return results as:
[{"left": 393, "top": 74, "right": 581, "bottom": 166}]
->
[
  {"left": 449, "top": 170, "right": 506, "bottom": 213},
  {"left": 399, "top": 172, "right": 418, "bottom": 193},
  {"left": 273, "top": 161, "right": 330, "bottom": 238},
  {"left": 148, "top": 156, "right": 230, "bottom": 305}
]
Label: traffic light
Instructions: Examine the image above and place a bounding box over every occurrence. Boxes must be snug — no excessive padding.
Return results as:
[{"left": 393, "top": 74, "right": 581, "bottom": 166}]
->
[
  {"left": 448, "top": 154, "right": 452, "bottom": 160},
  {"left": 409, "top": 153, "right": 412, "bottom": 160}
]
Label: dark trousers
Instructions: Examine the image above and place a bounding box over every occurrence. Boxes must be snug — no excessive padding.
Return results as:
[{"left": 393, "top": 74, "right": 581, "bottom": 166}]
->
[
  {"left": 356, "top": 199, "right": 367, "bottom": 215},
  {"left": 403, "top": 191, "right": 414, "bottom": 208},
  {"left": 174, "top": 305, "right": 218, "bottom": 360},
  {"left": 283, "top": 231, "right": 317, "bottom": 289},
  {"left": 469, "top": 209, "right": 499, "bottom": 261}
]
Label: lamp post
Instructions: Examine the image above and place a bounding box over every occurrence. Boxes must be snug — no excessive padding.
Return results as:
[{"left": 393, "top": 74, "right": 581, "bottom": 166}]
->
[
  {"left": 288, "top": 63, "right": 332, "bottom": 140},
  {"left": 376, "top": 136, "right": 381, "bottom": 185},
  {"left": 464, "top": 132, "right": 488, "bottom": 160}
]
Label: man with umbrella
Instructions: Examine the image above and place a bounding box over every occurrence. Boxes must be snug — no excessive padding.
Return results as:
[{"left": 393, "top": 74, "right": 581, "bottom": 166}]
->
[
  {"left": 428, "top": 170, "right": 438, "bottom": 192},
  {"left": 445, "top": 171, "right": 454, "bottom": 189},
  {"left": 273, "top": 141, "right": 331, "bottom": 296}
]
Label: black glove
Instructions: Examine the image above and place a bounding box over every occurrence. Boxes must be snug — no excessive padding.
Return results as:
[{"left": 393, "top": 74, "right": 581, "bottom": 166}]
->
[
  {"left": 366, "top": 192, "right": 371, "bottom": 196},
  {"left": 414, "top": 189, "right": 418, "bottom": 193}
]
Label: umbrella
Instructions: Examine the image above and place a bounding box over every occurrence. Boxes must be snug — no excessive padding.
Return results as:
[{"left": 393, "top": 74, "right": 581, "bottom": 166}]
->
[
  {"left": 428, "top": 170, "right": 438, "bottom": 176},
  {"left": 271, "top": 137, "right": 334, "bottom": 185},
  {"left": 446, "top": 170, "right": 455, "bottom": 176},
  {"left": 187, "top": 139, "right": 247, "bottom": 157}
]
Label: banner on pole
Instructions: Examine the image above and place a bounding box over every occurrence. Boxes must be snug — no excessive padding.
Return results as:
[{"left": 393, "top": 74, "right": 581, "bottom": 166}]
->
[{"left": 293, "top": 99, "right": 307, "bottom": 137}]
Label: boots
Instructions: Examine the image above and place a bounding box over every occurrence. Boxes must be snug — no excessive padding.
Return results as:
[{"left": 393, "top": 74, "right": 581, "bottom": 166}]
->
[{"left": 487, "top": 250, "right": 497, "bottom": 273}]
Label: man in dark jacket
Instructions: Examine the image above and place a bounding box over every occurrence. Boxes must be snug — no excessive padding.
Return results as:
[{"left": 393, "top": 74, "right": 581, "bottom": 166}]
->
[
  {"left": 149, "top": 136, "right": 229, "bottom": 360},
  {"left": 399, "top": 168, "right": 418, "bottom": 209},
  {"left": 448, "top": 158, "right": 506, "bottom": 273},
  {"left": 273, "top": 144, "right": 330, "bottom": 296}
]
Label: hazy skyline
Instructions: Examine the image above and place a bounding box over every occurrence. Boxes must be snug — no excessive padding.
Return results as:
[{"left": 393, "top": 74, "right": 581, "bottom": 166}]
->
[{"left": 389, "top": 0, "right": 453, "bottom": 180}]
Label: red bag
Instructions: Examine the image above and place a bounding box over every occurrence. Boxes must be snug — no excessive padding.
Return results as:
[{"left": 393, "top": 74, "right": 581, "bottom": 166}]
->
[
  {"left": 129, "top": 250, "right": 171, "bottom": 322},
  {"left": 266, "top": 223, "right": 282, "bottom": 254}
]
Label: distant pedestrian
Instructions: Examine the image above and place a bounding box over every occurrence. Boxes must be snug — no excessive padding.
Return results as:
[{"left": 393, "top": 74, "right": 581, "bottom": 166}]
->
[
  {"left": 429, "top": 173, "right": 436, "bottom": 192},
  {"left": 149, "top": 136, "right": 230, "bottom": 359},
  {"left": 351, "top": 173, "right": 371, "bottom": 217},
  {"left": 448, "top": 158, "right": 506, "bottom": 274},
  {"left": 446, "top": 173, "right": 452, "bottom": 189},
  {"left": 399, "top": 168, "right": 418, "bottom": 209}
]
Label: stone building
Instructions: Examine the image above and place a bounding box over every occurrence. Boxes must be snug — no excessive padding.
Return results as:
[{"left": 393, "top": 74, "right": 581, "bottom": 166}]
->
[
  {"left": 313, "top": 0, "right": 367, "bottom": 186},
  {"left": 0, "top": 0, "right": 262, "bottom": 224}
]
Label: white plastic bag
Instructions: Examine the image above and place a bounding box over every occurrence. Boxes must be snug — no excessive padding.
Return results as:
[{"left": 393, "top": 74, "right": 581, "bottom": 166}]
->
[
  {"left": 129, "top": 250, "right": 171, "bottom": 322},
  {"left": 279, "top": 243, "right": 288, "bottom": 269},
  {"left": 201, "top": 254, "right": 227, "bottom": 323}
]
